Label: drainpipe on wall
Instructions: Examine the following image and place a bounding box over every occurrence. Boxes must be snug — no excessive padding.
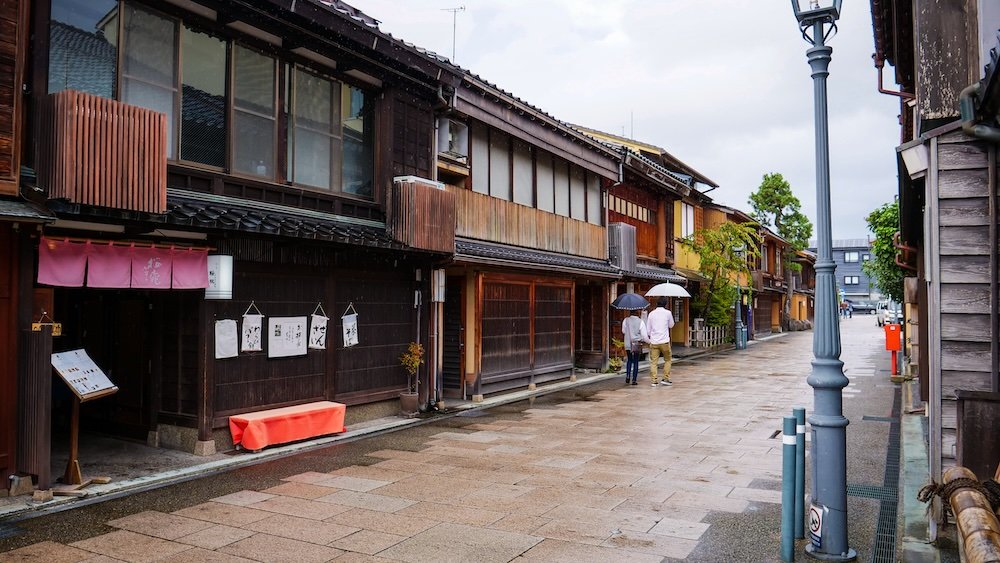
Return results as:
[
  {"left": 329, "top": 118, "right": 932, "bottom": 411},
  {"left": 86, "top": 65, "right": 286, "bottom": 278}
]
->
[{"left": 959, "top": 83, "right": 1000, "bottom": 142}]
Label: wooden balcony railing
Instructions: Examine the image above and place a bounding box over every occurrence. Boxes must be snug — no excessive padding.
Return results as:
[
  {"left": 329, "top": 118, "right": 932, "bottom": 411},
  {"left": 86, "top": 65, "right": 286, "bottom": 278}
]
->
[
  {"left": 387, "top": 177, "right": 456, "bottom": 253},
  {"left": 37, "top": 90, "right": 167, "bottom": 214},
  {"left": 448, "top": 185, "right": 607, "bottom": 260}
]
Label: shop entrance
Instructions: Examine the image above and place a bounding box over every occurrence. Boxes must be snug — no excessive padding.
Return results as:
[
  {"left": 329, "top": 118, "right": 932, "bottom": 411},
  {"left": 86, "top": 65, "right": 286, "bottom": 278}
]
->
[{"left": 53, "top": 289, "right": 199, "bottom": 441}]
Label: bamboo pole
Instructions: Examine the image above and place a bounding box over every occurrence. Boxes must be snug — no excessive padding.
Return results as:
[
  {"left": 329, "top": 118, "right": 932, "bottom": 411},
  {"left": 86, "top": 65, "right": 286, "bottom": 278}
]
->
[{"left": 942, "top": 466, "right": 1000, "bottom": 563}]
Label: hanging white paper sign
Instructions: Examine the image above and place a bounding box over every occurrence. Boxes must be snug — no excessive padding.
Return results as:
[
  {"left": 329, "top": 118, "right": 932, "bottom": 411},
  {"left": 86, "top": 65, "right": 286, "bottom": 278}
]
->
[
  {"left": 342, "top": 313, "right": 359, "bottom": 348},
  {"left": 242, "top": 314, "right": 263, "bottom": 352},
  {"left": 268, "top": 316, "right": 307, "bottom": 358},
  {"left": 309, "top": 314, "right": 328, "bottom": 350},
  {"left": 215, "top": 319, "right": 238, "bottom": 359}
]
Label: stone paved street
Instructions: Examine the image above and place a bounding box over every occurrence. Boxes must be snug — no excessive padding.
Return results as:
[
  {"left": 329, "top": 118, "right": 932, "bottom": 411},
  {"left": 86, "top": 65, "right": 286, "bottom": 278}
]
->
[{"left": 1, "top": 316, "right": 895, "bottom": 562}]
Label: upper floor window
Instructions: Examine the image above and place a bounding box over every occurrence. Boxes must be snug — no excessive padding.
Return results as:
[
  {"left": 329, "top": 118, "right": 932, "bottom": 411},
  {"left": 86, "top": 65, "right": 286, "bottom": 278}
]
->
[
  {"left": 862, "top": 254, "right": 871, "bottom": 261},
  {"left": 180, "top": 26, "right": 226, "bottom": 167},
  {"left": 844, "top": 251, "right": 860, "bottom": 263},
  {"left": 47, "top": 0, "right": 374, "bottom": 200},
  {"left": 49, "top": 0, "right": 118, "bottom": 99},
  {"left": 607, "top": 194, "right": 654, "bottom": 223},
  {"left": 845, "top": 276, "right": 860, "bottom": 285},
  {"left": 680, "top": 202, "right": 695, "bottom": 238}
]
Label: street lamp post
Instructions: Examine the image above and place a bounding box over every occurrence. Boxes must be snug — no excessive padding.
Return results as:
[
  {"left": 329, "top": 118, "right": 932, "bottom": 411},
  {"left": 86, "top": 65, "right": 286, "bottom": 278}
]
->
[
  {"left": 734, "top": 246, "right": 747, "bottom": 350},
  {"left": 789, "top": 1, "right": 856, "bottom": 561}
]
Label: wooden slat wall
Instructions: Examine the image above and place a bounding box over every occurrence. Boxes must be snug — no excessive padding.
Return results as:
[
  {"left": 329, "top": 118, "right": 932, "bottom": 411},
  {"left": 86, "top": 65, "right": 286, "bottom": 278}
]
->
[
  {"left": 481, "top": 281, "right": 532, "bottom": 378},
  {"left": 37, "top": 90, "right": 167, "bottom": 213},
  {"left": 934, "top": 130, "right": 996, "bottom": 466},
  {"left": 209, "top": 271, "right": 327, "bottom": 418},
  {"left": 387, "top": 179, "right": 456, "bottom": 253},
  {"left": 333, "top": 271, "right": 414, "bottom": 399},
  {"left": 0, "top": 0, "right": 25, "bottom": 194},
  {"left": 533, "top": 284, "right": 572, "bottom": 368},
  {"left": 449, "top": 185, "right": 607, "bottom": 259}
]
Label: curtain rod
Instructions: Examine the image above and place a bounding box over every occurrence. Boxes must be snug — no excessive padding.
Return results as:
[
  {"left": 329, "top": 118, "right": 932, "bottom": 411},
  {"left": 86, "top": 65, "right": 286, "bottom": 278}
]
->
[{"left": 43, "top": 235, "right": 215, "bottom": 252}]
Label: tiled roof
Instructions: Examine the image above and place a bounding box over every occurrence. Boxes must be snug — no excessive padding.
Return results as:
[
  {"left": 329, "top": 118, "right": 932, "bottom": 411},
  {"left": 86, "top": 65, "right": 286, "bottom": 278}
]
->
[
  {"left": 0, "top": 197, "right": 55, "bottom": 222},
  {"left": 164, "top": 189, "right": 400, "bottom": 248},
  {"left": 456, "top": 239, "right": 620, "bottom": 278},
  {"left": 632, "top": 264, "right": 686, "bottom": 284}
]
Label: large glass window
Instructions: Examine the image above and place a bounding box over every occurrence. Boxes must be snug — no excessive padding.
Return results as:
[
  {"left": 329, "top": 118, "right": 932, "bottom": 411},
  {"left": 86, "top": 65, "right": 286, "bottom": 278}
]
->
[
  {"left": 844, "top": 251, "right": 860, "bottom": 263},
  {"left": 180, "top": 26, "right": 226, "bottom": 167},
  {"left": 121, "top": 4, "right": 178, "bottom": 158},
  {"left": 48, "top": 0, "right": 119, "bottom": 98},
  {"left": 341, "top": 85, "right": 373, "bottom": 198},
  {"left": 233, "top": 45, "right": 276, "bottom": 179},
  {"left": 290, "top": 68, "right": 340, "bottom": 190}
]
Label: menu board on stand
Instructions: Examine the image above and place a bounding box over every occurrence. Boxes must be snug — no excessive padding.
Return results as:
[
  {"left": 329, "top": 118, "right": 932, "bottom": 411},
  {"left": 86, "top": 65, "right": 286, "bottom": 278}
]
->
[{"left": 51, "top": 349, "right": 118, "bottom": 490}]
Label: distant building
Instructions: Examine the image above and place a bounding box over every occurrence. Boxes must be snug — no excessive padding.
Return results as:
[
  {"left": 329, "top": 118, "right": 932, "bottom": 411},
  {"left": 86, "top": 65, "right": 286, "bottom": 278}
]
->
[{"left": 808, "top": 239, "right": 877, "bottom": 302}]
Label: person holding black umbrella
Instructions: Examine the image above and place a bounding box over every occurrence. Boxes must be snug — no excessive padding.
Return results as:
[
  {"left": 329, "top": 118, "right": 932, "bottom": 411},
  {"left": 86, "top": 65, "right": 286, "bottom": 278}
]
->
[{"left": 621, "top": 310, "right": 648, "bottom": 385}]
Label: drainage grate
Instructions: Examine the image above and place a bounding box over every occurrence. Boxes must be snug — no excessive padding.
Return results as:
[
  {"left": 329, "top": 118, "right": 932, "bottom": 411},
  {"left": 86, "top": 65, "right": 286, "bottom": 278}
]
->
[
  {"left": 846, "top": 483, "right": 898, "bottom": 502},
  {"left": 872, "top": 386, "right": 902, "bottom": 563},
  {"left": 861, "top": 416, "right": 897, "bottom": 423}
]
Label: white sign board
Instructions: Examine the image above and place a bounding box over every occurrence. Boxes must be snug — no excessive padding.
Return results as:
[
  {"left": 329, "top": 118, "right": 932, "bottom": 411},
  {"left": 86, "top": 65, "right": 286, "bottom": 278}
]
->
[
  {"left": 51, "top": 349, "right": 119, "bottom": 402},
  {"left": 215, "top": 319, "right": 238, "bottom": 359},
  {"left": 268, "top": 316, "right": 307, "bottom": 358}
]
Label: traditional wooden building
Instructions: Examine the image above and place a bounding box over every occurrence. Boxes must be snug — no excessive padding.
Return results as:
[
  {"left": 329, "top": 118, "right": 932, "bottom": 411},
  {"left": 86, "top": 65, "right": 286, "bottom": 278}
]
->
[
  {"left": 571, "top": 130, "right": 698, "bottom": 352},
  {"left": 871, "top": 0, "right": 1000, "bottom": 511},
  {"left": 8, "top": 0, "right": 464, "bottom": 492},
  {"left": 752, "top": 228, "right": 790, "bottom": 337},
  {"left": 791, "top": 250, "right": 816, "bottom": 325},
  {"left": 433, "top": 76, "right": 622, "bottom": 400}
]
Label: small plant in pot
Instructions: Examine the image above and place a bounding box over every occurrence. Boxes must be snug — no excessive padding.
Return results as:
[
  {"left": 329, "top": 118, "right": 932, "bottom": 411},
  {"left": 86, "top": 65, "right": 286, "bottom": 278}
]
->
[
  {"left": 608, "top": 338, "right": 625, "bottom": 372},
  {"left": 398, "top": 342, "right": 424, "bottom": 415}
]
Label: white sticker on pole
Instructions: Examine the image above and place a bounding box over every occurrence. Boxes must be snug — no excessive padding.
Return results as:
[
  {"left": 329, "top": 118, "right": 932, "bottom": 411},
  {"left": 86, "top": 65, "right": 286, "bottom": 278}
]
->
[
  {"left": 782, "top": 435, "right": 797, "bottom": 445},
  {"left": 809, "top": 503, "right": 824, "bottom": 548}
]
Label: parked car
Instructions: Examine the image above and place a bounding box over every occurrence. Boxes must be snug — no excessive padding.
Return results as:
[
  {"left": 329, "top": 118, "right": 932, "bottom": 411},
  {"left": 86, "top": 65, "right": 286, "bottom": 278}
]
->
[{"left": 850, "top": 300, "right": 877, "bottom": 314}]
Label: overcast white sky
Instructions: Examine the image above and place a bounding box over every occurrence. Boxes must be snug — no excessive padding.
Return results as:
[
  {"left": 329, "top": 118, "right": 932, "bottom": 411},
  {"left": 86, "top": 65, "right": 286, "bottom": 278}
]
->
[{"left": 350, "top": 0, "right": 901, "bottom": 241}]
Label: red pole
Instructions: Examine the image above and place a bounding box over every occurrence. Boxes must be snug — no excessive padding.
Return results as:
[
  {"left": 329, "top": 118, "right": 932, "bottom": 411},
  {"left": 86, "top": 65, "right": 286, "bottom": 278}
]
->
[{"left": 891, "top": 350, "right": 898, "bottom": 376}]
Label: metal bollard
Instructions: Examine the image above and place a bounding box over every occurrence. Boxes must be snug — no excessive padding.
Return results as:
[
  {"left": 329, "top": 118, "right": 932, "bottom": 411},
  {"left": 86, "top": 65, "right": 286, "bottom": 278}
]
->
[
  {"left": 781, "top": 416, "right": 796, "bottom": 562},
  {"left": 793, "top": 407, "right": 806, "bottom": 540}
]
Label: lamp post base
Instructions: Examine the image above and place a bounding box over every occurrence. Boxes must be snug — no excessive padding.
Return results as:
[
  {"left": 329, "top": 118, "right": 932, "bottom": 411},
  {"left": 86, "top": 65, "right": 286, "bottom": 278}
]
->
[{"left": 805, "top": 544, "right": 857, "bottom": 562}]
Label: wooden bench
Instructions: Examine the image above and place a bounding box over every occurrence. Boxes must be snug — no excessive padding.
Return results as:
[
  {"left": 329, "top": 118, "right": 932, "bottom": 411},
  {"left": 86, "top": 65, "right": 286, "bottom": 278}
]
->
[{"left": 228, "top": 401, "right": 346, "bottom": 452}]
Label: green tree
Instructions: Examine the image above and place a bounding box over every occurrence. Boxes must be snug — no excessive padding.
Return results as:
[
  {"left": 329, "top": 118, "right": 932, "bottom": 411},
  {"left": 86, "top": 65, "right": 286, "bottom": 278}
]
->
[
  {"left": 682, "top": 221, "right": 762, "bottom": 324},
  {"left": 863, "top": 200, "right": 904, "bottom": 302},
  {"left": 748, "top": 173, "right": 814, "bottom": 329}
]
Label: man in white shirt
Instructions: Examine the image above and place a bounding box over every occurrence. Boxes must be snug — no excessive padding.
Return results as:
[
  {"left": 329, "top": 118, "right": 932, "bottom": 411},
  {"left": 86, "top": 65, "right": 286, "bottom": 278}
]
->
[{"left": 646, "top": 297, "right": 676, "bottom": 386}]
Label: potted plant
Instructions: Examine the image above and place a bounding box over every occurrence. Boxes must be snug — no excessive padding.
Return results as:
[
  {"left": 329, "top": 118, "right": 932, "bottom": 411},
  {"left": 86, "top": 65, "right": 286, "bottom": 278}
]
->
[
  {"left": 398, "top": 342, "right": 423, "bottom": 415},
  {"left": 609, "top": 337, "right": 625, "bottom": 372}
]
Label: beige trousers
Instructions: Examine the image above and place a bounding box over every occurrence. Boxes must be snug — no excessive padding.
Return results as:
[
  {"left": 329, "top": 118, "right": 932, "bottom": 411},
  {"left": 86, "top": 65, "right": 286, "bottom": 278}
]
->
[{"left": 648, "top": 342, "right": 672, "bottom": 383}]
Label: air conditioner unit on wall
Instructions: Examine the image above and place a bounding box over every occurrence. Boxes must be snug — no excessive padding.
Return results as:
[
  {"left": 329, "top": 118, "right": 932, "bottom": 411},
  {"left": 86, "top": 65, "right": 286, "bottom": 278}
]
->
[{"left": 608, "top": 222, "right": 637, "bottom": 273}]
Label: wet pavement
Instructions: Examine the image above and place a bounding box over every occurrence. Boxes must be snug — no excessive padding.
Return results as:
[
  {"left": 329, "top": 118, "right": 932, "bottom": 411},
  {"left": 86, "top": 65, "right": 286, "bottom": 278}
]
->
[{"left": 0, "top": 316, "right": 902, "bottom": 562}]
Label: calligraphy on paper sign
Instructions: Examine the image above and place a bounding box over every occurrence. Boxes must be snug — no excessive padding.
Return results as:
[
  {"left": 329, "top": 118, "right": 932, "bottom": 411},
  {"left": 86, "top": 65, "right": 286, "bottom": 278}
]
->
[
  {"left": 268, "top": 316, "right": 307, "bottom": 358},
  {"left": 309, "top": 314, "right": 328, "bottom": 350},
  {"left": 242, "top": 314, "right": 263, "bottom": 352}
]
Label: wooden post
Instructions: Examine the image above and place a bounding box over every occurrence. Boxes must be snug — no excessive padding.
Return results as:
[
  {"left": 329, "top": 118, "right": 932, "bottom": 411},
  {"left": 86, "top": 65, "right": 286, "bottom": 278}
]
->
[
  {"left": 63, "top": 397, "right": 82, "bottom": 485},
  {"left": 942, "top": 466, "right": 1000, "bottom": 563}
]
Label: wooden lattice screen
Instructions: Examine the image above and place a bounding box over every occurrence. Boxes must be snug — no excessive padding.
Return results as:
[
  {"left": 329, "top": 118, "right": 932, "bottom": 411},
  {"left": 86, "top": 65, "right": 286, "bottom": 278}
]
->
[{"left": 37, "top": 90, "right": 167, "bottom": 214}]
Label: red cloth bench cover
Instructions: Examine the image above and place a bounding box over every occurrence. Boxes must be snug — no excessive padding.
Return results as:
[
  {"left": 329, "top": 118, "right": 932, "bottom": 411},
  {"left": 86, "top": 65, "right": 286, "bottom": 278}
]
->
[{"left": 228, "top": 401, "right": 346, "bottom": 451}]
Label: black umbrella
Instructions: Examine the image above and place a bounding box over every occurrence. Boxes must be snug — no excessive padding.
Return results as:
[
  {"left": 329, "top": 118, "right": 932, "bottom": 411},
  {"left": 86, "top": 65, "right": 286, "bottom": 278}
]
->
[{"left": 611, "top": 292, "right": 649, "bottom": 311}]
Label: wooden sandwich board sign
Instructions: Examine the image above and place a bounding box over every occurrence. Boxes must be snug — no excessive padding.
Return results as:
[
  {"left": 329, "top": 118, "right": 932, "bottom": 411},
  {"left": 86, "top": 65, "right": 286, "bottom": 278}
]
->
[{"left": 51, "top": 349, "right": 117, "bottom": 490}]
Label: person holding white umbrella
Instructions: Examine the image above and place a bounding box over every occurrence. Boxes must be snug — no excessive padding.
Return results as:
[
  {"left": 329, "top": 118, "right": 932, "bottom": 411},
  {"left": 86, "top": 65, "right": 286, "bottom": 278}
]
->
[{"left": 646, "top": 296, "right": 675, "bottom": 386}]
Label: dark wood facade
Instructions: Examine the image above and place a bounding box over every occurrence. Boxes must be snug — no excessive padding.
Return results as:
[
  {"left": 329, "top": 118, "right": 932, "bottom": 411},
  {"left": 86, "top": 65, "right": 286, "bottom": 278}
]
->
[
  {"left": 0, "top": 225, "right": 17, "bottom": 483},
  {"left": 0, "top": 0, "right": 27, "bottom": 195},
  {"left": 13, "top": 0, "right": 464, "bottom": 460}
]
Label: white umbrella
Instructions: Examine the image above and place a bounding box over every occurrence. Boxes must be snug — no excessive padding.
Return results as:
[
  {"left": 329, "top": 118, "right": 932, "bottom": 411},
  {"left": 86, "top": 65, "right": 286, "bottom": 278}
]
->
[{"left": 645, "top": 282, "right": 691, "bottom": 298}]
